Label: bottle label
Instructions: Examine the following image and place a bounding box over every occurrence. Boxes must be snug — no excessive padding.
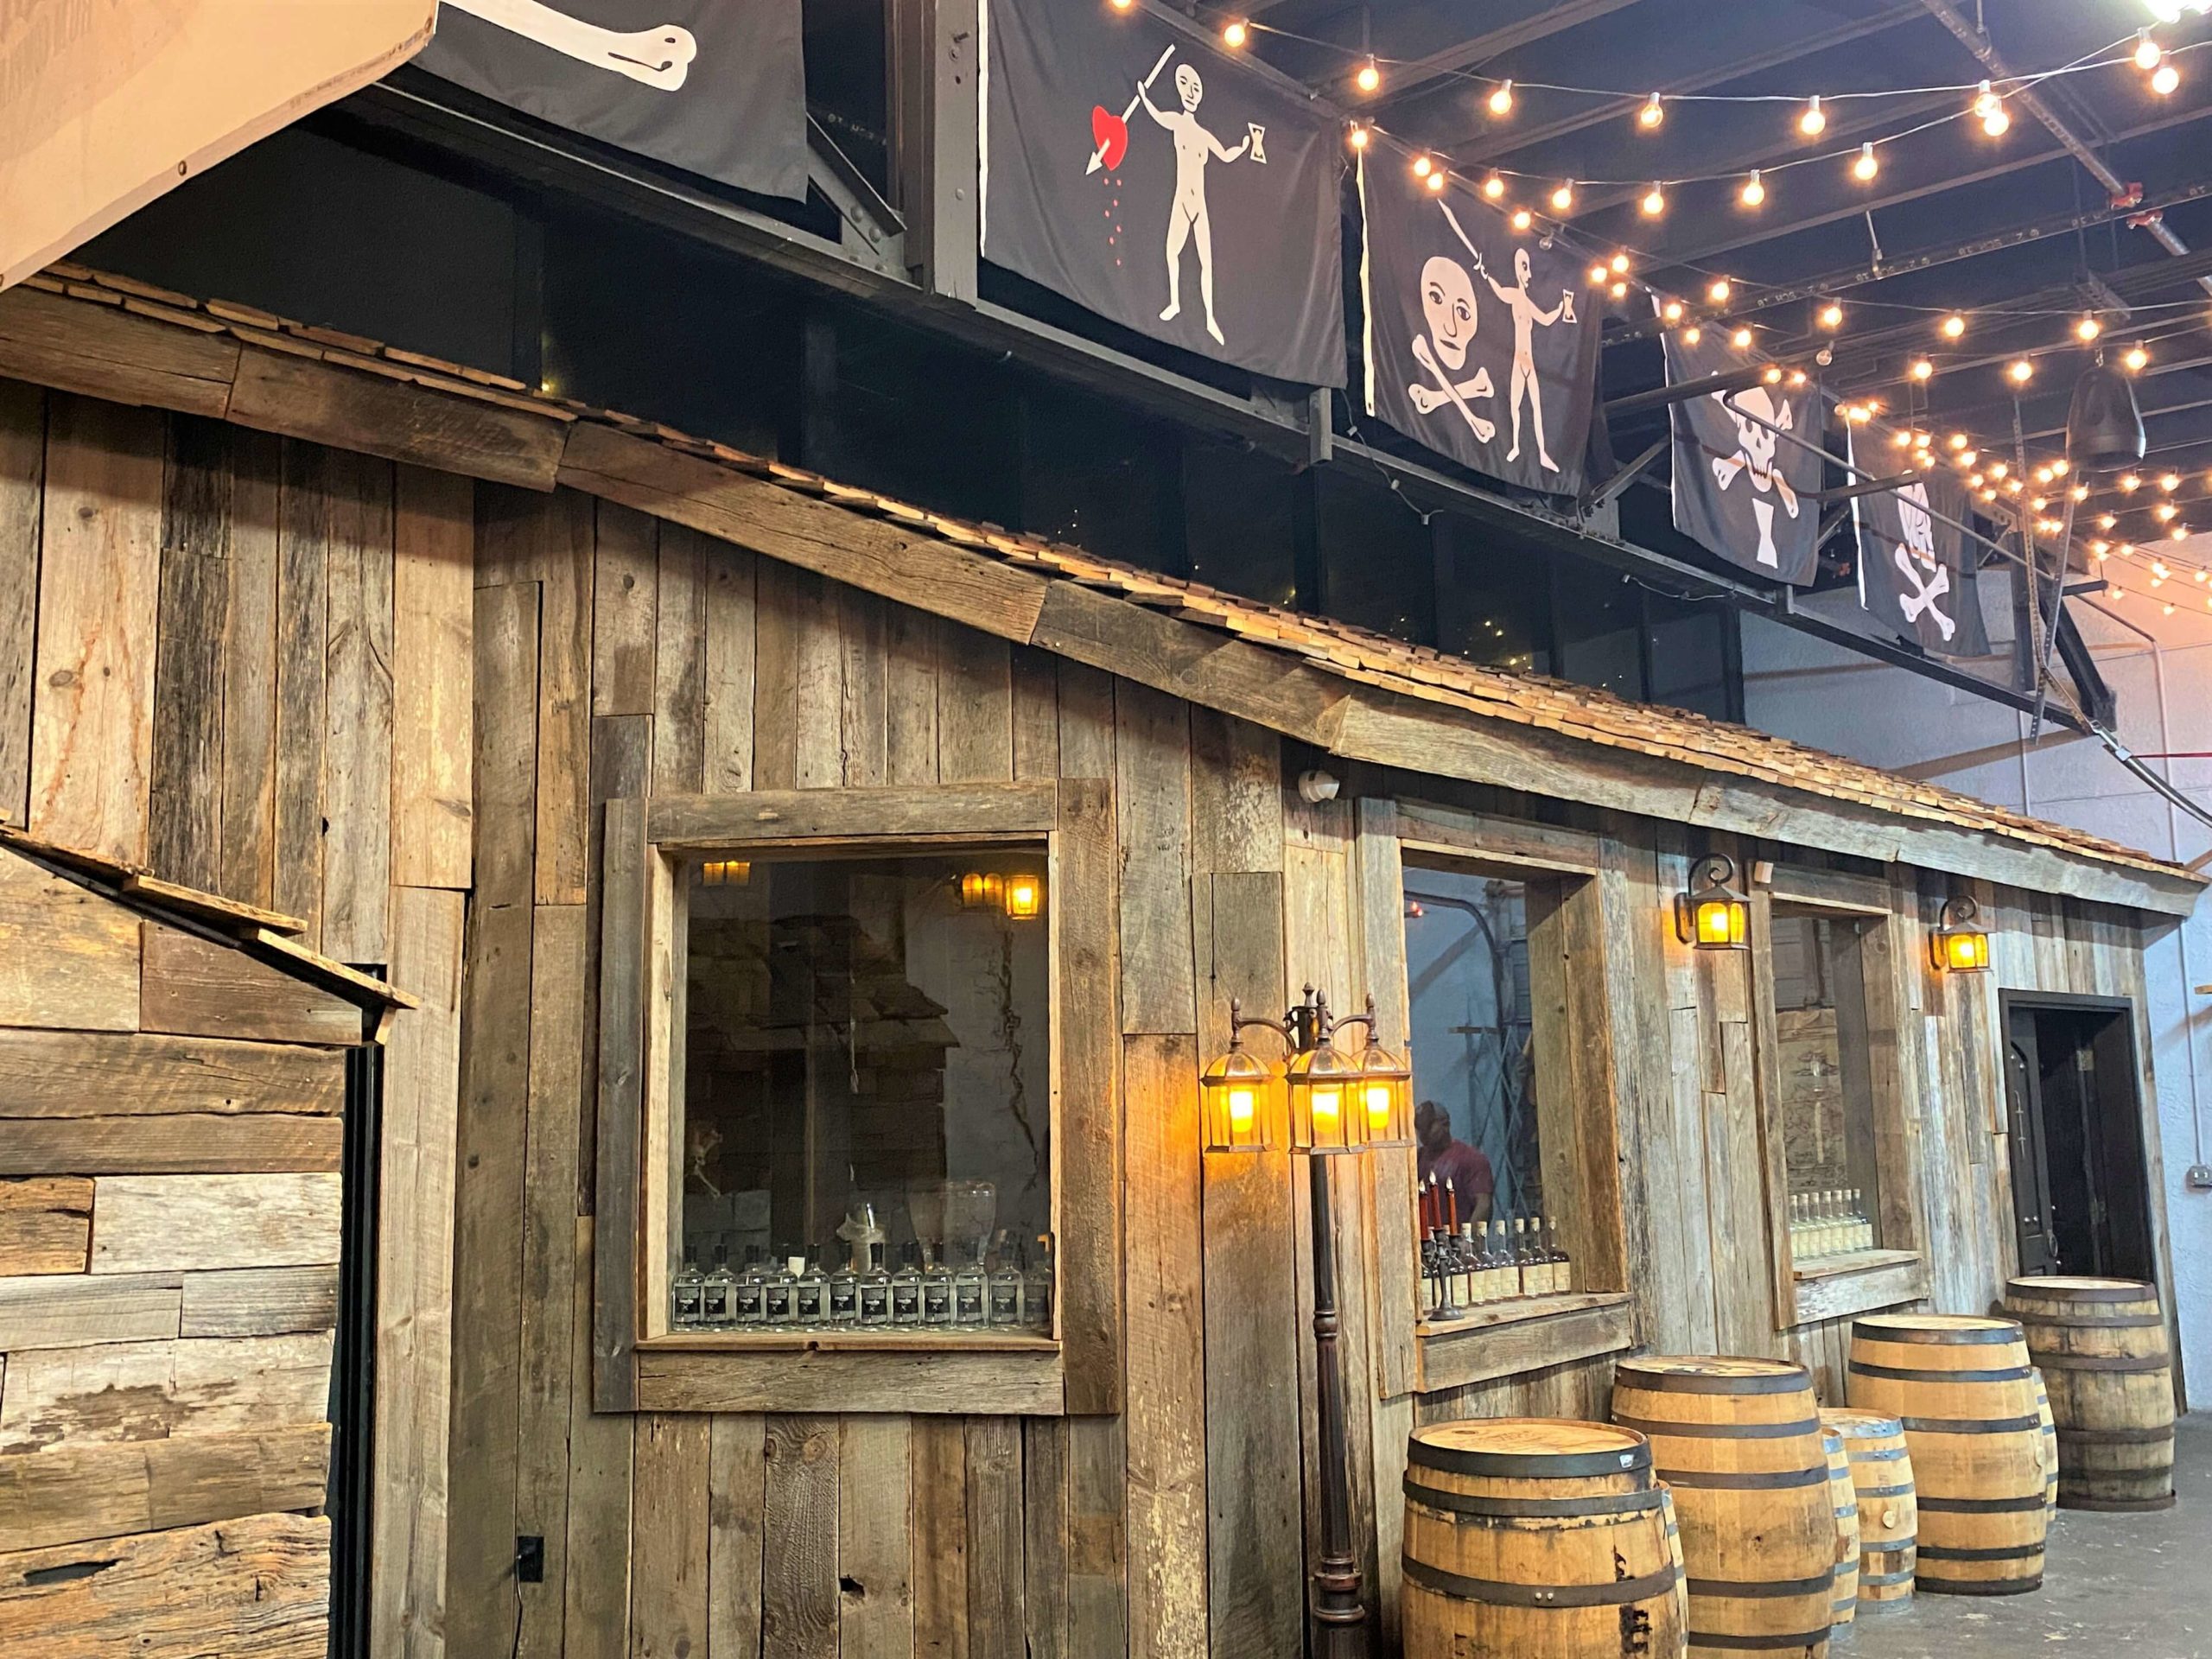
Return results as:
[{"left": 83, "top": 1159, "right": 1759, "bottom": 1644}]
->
[
  {"left": 796, "top": 1284, "right": 824, "bottom": 1321},
  {"left": 861, "top": 1282, "right": 891, "bottom": 1323},
  {"left": 734, "top": 1283, "right": 764, "bottom": 1322},
  {"left": 955, "top": 1281, "right": 986, "bottom": 1325},
  {"left": 989, "top": 1283, "right": 1020, "bottom": 1325},
  {"left": 701, "top": 1286, "right": 729, "bottom": 1324},
  {"left": 674, "top": 1287, "right": 702, "bottom": 1324},
  {"left": 830, "top": 1283, "right": 858, "bottom": 1322},
  {"left": 923, "top": 1281, "right": 953, "bottom": 1323},
  {"left": 893, "top": 1281, "right": 922, "bottom": 1322},
  {"left": 765, "top": 1284, "right": 793, "bottom": 1322}
]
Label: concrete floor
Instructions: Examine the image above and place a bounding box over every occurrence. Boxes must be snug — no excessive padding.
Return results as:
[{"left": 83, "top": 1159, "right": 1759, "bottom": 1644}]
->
[{"left": 1844, "top": 1414, "right": 2210, "bottom": 1659}]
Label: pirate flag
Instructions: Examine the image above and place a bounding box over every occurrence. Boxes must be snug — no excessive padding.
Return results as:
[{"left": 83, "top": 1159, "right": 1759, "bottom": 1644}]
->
[
  {"left": 1360, "top": 154, "right": 1601, "bottom": 494},
  {"left": 413, "top": 0, "right": 807, "bottom": 201},
  {"left": 982, "top": 0, "right": 1345, "bottom": 386},
  {"left": 1664, "top": 325, "right": 1823, "bottom": 584},
  {"left": 1851, "top": 430, "right": 1991, "bottom": 656}
]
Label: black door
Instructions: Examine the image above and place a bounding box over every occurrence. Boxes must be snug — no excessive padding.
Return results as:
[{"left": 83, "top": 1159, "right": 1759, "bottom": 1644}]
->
[{"left": 2002, "top": 997, "right": 2155, "bottom": 1283}]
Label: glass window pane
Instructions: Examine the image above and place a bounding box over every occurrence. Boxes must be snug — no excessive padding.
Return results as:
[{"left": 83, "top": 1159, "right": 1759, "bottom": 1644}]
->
[
  {"left": 675, "top": 849, "right": 1053, "bottom": 1336},
  {"left": 1771, "top": 909, "right": 1883, "bottom": 1260}
]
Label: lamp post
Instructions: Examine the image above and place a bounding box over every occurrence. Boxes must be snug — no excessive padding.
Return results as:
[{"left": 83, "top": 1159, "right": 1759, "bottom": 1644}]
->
[{"left": 1200, "top": 986, "right": 1411, "bottom": 1659}]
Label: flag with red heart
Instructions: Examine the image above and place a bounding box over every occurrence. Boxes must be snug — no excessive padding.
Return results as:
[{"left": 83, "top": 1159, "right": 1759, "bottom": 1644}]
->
[{"left": 1090, "top": 105, "right": 1128, "bottom": 173}]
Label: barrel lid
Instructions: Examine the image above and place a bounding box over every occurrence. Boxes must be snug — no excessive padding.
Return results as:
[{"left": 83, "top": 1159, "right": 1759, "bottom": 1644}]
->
[
  {"left": 1821, "top": 1408, "right": 1904, "bottom": 1438},
  {"left": 2006, "top": 1274, "right": 2155, "bottom": 1302},
  {"left": 1614, "top": 1355, "right": 1811, "bottom": 1395},
  {"left": 1408, "top": 1418, "right": 1651, "bottom": 1479},
  {"left": 1853, "top": 1313, "right": 2024, "bottom": 1344}
]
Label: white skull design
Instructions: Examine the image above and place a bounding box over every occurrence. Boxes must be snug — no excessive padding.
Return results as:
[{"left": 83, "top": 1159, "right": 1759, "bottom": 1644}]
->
[{"left": 1714, "top": 384, "right": 1791, "bottom": 493}]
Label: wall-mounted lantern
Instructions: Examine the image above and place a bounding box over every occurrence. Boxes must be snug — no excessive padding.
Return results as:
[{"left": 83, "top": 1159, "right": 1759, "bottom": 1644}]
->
[
  {"left": 1199, "top": 1034, "right": 1276, "bottom": 1154},
  {"left": 1931, "top": 893, "right": 1991, "bottom": 972},
  {"left": 699, "top": 860, "right": 752, "bottom": 887},
  {"left": 1675, "top": 853, "right": 1750, "bottom": 950},
  {"left": 1003, "top": 872, "right": 1045, "bottom": 920},
  {"left": 959, "top": 871, "right": 1004, "bottom": 910}
]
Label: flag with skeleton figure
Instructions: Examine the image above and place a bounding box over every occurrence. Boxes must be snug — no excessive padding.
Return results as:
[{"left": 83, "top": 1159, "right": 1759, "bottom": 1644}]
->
[
  {"left": 413, "top": 0, "right": 807, "bottom": 200},
  {"left": 1359, "top": 154, "right": 1600, "bottom": 494},
  {"left": 1851, "top": 430, "right": 1991, "bottom": 656},
  {"left": 982, "top": 0, "right": 1345, "bottom": 385},
  {"left": 1664, "top": 325, "right": 1823, "bottom": 584}
]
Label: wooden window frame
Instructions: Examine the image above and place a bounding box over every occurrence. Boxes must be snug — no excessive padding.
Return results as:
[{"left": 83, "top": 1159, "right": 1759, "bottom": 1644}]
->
[
  {"left": 1370, "top": 800, "right": 1637, "bottom": 1397},
  {"left": 1753, "top": 866, "right": 1930, "bottom": 1331},
  {"left": 592, "top": 782, "right": 1113, "bottom": 1416}
]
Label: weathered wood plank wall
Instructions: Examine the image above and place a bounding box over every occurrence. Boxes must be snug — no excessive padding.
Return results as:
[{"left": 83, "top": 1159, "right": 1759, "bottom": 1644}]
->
[{"left": 0, "top": 374, "right": 2174, "bottom": 1657}]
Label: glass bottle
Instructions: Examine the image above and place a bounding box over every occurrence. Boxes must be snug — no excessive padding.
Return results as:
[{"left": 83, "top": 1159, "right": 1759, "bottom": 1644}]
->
[
  {"left": 1024, "top": 1236, "right": 1055, "bottom": 1334},
  {"left": 729, "top": 1249, "right": 766, "bottom": 1327},
  {"left": 1511, "top": 1217, "right": 1534, "bottom": 1296},
  {"left": 1452, "top": 1224, "right": 1475, "bottom": 1308},
  {"left": 1788, "top": 1192, "right": 1806, "bottom": 1257},
  {"left": 858, "top": 1241, "right": 893, "bottom": 1326},
  {"left": 1826, "top": 1191, "right": 1846, "bottom": 1256},
  {"left": 1850, "top": 1189, "right": 1872, "bottom": 1252},
  {"left": 891, "top": 1243, "right": 924, "bottom": 1325},
  {"left": 1474, "top": 1221, "right": 1500, "bottom": 1302},
  {"left": 952, "top": 1248, "right": 988, "bottom": 1328},
  {"left": 828, "top": 1252, "right": 861, "bottom": 1328},
  {"left": 701, "top": 1247, "right": 734, "bottom": 1328},
  {"left": 1548, "top": 1217, "right": 1573, "bottom": 1295},
  {"left": 762, "top": 1255, "right": 797, "bottom": 1326},
  {"left": 671, "top": 1255, "right": 703, "bottom": 1330},
  {"left": 920, "top": 1246, "right": 956, "bottom": 1328},
  {"left": 988, "top": 1243, "right": 1024, "bottom": 1328},
  {"left": 793, "top": 1253, "right": 828, "bottom": 1326}
]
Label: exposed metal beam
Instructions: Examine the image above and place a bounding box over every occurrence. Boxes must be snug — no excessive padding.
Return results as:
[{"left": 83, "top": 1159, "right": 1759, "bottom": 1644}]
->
[
  {"left": 1917, "top": 0, "right": 2212, "bottom": 293},
  {"left": 1372, "top": 0, "right": 1648, "bottom": 108},
  {"left": 1445, "top": 3, "right": 1925, "bottom": 163}
]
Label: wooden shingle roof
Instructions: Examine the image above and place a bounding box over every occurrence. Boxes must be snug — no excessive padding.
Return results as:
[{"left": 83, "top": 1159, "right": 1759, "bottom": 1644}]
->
[{"left": 2, "top": 264, "right": 2200, "bottom": 910}]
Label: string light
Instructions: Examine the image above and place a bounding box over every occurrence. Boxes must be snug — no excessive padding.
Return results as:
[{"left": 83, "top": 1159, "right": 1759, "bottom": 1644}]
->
[
  {"left": 2125, "top": 344, "right": 2151, "bottom": 371},
  {"left": 2076, "top": 315, "right": 2103, "bottom": 342},
  {"left": 1708, "top": 277, "right": 1732, "bottom": 304},
  {"left": 1732, "top": 326, "right": 1754, "bottom": 348},
  {"left": 1222, "top": 18, "right": 1249, "bottom": 48},
  {"left": 1911, "top": 358, "right": 1935, "bottom": 379},
  {"left": 1853, "top": 143, "right": 1880, "bottom": 181},
  {"left": 1639, "top": 92, "right": 1665, "bottom": 130},
  {"left": 1550, "top": 181, "right": 1576, "bottom": 213},
  {"left": 1741, "top": 169, "right": 1766, "bottom": 207},
  {"left": 2121, "top": 474, "right": 2144, "bottom": 492},
  {"left": 2100, "top": 513, "right": 2119, "bottom": 529},
  {"left": 1948, "top": 432, "right": 1971, "bottom": 450},
  {"left": 1971, "top": 79, "right": 2012, "bottom": 137},
  {"left": 1662, "top": 299, "right": 1685, "bottom": 322},
  {"left": 1483, "top": 174, "right": 1506, "bottom": 200},
  {"left": 1412, "top": 154, "right": 1433, "bottom": 178},
  {"left": 1817, "top": 302, "right": 1844, "bottom": 330},
  {"left": 1683, "top": 325, "right": 1703, "bottom": 345},
  {"left": 1765, "top": 365, "right": 1786, "bottom": 385},
  {"left": 1642, "top": 183, "right": 1667, "bottom": 216},
  {"left": 1942, "top": 314, "right": 1967, "bottom": 339},
  {"left": 1510, "top": 207, "right": 1533, "bottom": 231},
  {"left": 1788, "top": 368, "right": 1808, "bottom": 387},
  {"left": 1589, "top": 262, "right": 1610, "bottom": 286},
  {"left": 1425, "top": 169, "right": 1446, "bottom": 194},
  {"left": 1355, "top": 56, "right": 1382, "bottom": 95},
  {"left": 1892, "top": 428, "right": 1915, "bottom": 448},
  {"left": 2010, "top": 359, "right": 2035, "bottom": 383},
  {"left": 2174, "top": 524, "right": 2192, "bottom": 540},
  {"left": 1799, "top": 94, "right": 1827, "bottom": 137},
  {"left": 2163, "top": 472, "right": 2183, "bottom": 490},
  {"left": 1489, "top": 79, "right": 1515, "bottom": 117},
  {"left": 1611, "top": 252, "right": 1630, "bottom": 274},
  {"left": 1611, "top": 280, "right": 1630, "bottom": 299},
  {"left": 2136, "top": 29, "right": 2164, "bottom": 71},
  {"left": 1348, "top": 123, "right": 1371, "bottom": 150},
  {"left": 2153, "top": 60, "right": 2182, "bottom": 94}
]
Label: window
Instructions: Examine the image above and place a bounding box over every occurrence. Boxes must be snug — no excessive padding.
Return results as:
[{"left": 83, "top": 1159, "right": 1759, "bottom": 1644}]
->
[
  {"left": 675, "top": 849, "right": 1052, "bottom": 1339},
  {"left": 1769, "top": 908, "right": 1883, "bottom": 1262}
]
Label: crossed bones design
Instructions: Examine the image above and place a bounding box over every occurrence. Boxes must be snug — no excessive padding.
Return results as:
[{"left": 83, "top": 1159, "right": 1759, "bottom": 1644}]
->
[
  {"left": 1710, "top": 385, "right": 1799, "bottom": 570},
  {"left": 445, "top": 0, "right": 699, "bottom": 90},
  {"left": 1891, "top": 483, "right": 1955, "bottom": 641}
]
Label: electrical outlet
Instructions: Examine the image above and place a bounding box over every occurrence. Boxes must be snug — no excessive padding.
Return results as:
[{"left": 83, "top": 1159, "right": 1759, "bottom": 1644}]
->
[
  {"left": 515, "top": 1535, "right": 545, "bottom": 1584},
  {"left": 2186, "top": 1165, "right": 2212, "bottom": 1192}
]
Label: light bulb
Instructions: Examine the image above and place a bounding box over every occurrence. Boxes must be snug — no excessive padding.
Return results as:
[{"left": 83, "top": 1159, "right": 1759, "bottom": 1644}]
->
[
  {"left": 1356, "top": 57, "right": 1382, "bottom": 94},
  {"left": 1974, "top": 79, "right": 2001, "bottom": 119},
  {"left": 1662, "top": 300, "right": 1684, "bottom": 322},
  {"left": 2153, "top": 62, "right": 2181, "bottom": 95},
  {"left": 1683, "top": 326, "right": 1702, "bottom": 346},
  {"left": 2175, "top": 524, "right": 2191, "bottom": 540},
  {"left": 2101, "top": 514, "right": 2119, "bottom": 530},
  {"left": 1983, "top": 102, "right": 2012, "bottom": 137},
  {"left": 2137, "top": 29, "right": 2164, "bottom": 71},
  {"left": 2036, "top": 466, "right": 2054, "bottom": 484},
  {"left": 1766, "top": 365, "right": 1786, "bottom": 385},
  {"left": 1911, "top": 359, "right": 1934, "bottom": 379},
  {"left": 1642, "top": 183, "right": 1667, "bottom": 217},
  {"left": 1708, "top": 277, "right": 1732, "bottom": 304},
  {"left": 1611, "top": 251, "right": 1630, "bottom": 274},
  {"left": 2052, "top": 458, "right": 2069, "bottom": 475},
  {"left": 1348, "top": 123, "right": 1370, "bottom": 150},
  {"left": 1550, "top": 180, "right": 1575, "bottom": 213},
  {"left": 2072, "top": 485, "right": 2090, "bottom": 501},
  {"left": 1413, "top": 154, "right": 1433, "bottom": 178},
  {"left": 2077, "top": 315, "right": 2103, "bottom": 342},
  {"left": 2164, "top": 472, "right": 2183, "bottom": 490},
  {"left": 2010, "top": 359, "right": 2034, "bottom": 383},
  {"left": 1948, "top": 431, "right": 1970, "bottom": 449},
  {"left": 1942, "top": 314, "right": 1967, "bottom": 339},
  {"left": 1611, "top": 280, "right": 1630, "bottom": 299},
  {"left": 2121, "top": 474, "right": 2143, "bottom": 492},
  {"left": 1800, "top": 94, "right": 1827, "bottom": 136},
  {"left": 1788, "top": 369, "right": 1808, "bottom": 387},
  {"left": 1853, "top": 143, "right": 1879, "bottom": 181},
  {"left": 1425, "top": 170, "right": 1446, "bottom": 193},
  {"left": 2159, "top": 504, "right": 2179, "bottom": 521},
  {"left": 1990, "top": 461, "right": 2008, "bottom": 479},
  {"left": 1817, "top": 302, "right": 1843, "bottom": 330},
  {"left": 1483, "top": 173, "right": 1506, "bottom": 199},
  {"left": 1589, "top": 263, "right": 1610, "bottom": 286},
  {"left": 1510, "top": 207, "right": 1533, "bottom": 231},
  {"left": 1223, "top": 18, "right": 1249, "bottom": 48},
  {"left": 1640, "top": 92, "right": 1665, "bottom": 129},
  {"left": 1732, "top": 326, "right": 1753, "bottom": 349},
  {"left": 1892, "top": 428, "right": 1914, "bottom": 447},
  {"left": 1489, "top": 79, "right": 1515, "bottom": 117},
  {"left": 2125, "top": 344, "right": 2151, "bottom": 371},
  {"left": 1741, "top": 169, "right": 1766, "bottom": 207}
]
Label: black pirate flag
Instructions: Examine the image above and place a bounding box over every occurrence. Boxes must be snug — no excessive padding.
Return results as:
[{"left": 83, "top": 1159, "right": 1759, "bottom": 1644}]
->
[
  {"left": 1851, "top": 431, "right": 1991, "bottom": 656},
  {"left": 1665, "top": 325, "right": 1822, "bottom": 584},
  {"left": 414, "top": 0, "right": 806, "bottom": 200},
  {"left": 982, "top": 0, "right": 1344, "bottom": 385},
  {"left": 1360, "top": 154, "right": 1600, "bottom": 494}
]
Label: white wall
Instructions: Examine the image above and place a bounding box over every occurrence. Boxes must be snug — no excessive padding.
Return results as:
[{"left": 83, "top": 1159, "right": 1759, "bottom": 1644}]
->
[{"left": 1742, "top": 585, "right": 2212, "bottom": 1408}]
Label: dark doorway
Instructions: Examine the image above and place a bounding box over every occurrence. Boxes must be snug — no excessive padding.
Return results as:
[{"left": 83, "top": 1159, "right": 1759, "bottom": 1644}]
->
[{"left": 2002, "top": 995, "right": 2155, "bottom": 1282}]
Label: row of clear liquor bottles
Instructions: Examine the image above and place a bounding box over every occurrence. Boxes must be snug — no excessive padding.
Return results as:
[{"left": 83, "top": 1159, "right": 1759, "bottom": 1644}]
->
[
  {"left": 672, "top": 1238, "right": 1055, "bottom": 1333},
  {"left": 1421, "top": 1215, "right": 1573, "bottom": 1318},
  {"left": 1790, "top": 1188, "right": 1875, "bottom": 1260}
]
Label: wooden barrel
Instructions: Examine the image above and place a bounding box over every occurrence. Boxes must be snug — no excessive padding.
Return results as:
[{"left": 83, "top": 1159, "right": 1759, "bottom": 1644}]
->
[
  {"left": 2002, "top": 1275, "right": 2177, "bottom": 1512},
  {"left": 1614, "top": 1357, "right": 1834, "bottom": 1657},
  {"left": 2032, "top": 1370, "right": 2057, "bottom": 1521},
  {"left": 1821, "top": 1429, "right": 1859, "bottom": 1628},
  {"left": 1821, "top": 1409, "right": 1916, "bottom": 1606},
  {"left": 1661, "top": 1484, "right": 1692, "bottom": 1637},
  {"left": 1847, "top": 1315, "right": 2047, "bottom": 1597},
  {"left": 1402, "top": 1418, "right": 1686, "bottom": 1659}
]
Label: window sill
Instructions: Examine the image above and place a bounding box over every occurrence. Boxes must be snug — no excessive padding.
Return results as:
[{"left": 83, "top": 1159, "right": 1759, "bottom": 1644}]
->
[
  {"left": 1787, "top": 1249, "right": 1928, "bottom": 1328},
  {"left": 630, "top": 1338, "right": 1066, "bottom": 1416},
  {"left": 639, "top": 1330, "right": 1059, "bottom": 1355},
  {"left": 1413, "top": 1292, "right": 1636, "bottom": 1395}
]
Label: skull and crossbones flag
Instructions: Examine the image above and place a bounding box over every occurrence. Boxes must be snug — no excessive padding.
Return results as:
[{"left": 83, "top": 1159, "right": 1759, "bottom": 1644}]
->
[
  {"left": 413, "top": 0, "right": 807, "bottom": 201},
  {"left": 1664, "top": 325, "right": 1823, "bottom": 584},
  {"left": 1359, "top": 154, "right": 1600, "bottom": 494},
  {"left": 1850, "top": 429, "right": 1991, "bottom": 656},
  {"left": 982, "top": 0, "right": 1345, "bottom": 386}
]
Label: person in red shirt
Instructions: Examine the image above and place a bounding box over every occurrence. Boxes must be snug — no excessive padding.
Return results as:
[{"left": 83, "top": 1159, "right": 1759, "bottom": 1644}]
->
[{"left": 1415, "top": 1100, "right": 1495, "bottom": 1226}]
